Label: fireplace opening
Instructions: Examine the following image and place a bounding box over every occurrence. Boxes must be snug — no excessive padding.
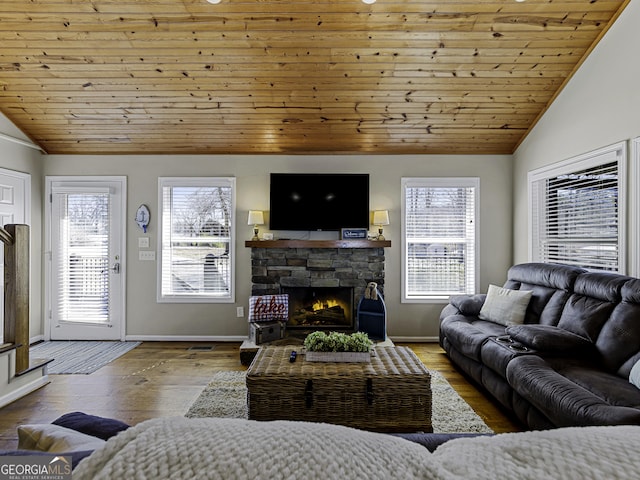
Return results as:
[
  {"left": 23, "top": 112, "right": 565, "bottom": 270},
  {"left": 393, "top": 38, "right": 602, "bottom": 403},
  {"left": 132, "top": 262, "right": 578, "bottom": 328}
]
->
[{"left": 283, "top": 287, "right": 354, "bottom": 330}]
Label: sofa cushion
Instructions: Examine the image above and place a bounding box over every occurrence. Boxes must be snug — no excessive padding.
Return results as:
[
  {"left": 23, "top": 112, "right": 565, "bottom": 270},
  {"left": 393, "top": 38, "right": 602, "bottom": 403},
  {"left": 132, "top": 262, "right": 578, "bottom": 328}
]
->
[
  {"left": 448, "top": 294, "right": 486, "bottom": 317},
  {"left": 503, "top": 264, "right": 583, "bottom": 327},
  {"left": 440, "top": 315, "right": 505, "bottom": 362},
  {"left": 478, "top": 285, "right": 532, "bottom": 326},
  {"left": 555, "top": 273, "right": 628, "bottom": 343},
  {"left": 17, "top": 424, "right": 106, "bottom": 453},
  {"left": 596, "top": 279, "right": 640, "bottom": 376},
  {"left": 505, "top": 263, "right": 585, "bottom": 291},
  {"left": 480, "top": 339, "right": 536, "bottom": 384},
  {"left": 506, "top": 355, "right": 640, "bottom": 427},
  {"left": 505, "top": 325, "right": 594, "bottom": 355},
  {"left": 573, "top": 272, "right": 630, "bottom": 302}
]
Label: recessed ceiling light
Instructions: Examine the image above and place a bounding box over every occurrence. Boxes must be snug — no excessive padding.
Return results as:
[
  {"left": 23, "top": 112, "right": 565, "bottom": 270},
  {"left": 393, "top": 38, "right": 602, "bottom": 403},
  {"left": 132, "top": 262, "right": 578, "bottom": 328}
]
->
[
  {"left": 362, "top": 0, "right": 377, "bottom": 4},
  {"left": 206, "top": 0, "right": 221, "bottom": 4}
]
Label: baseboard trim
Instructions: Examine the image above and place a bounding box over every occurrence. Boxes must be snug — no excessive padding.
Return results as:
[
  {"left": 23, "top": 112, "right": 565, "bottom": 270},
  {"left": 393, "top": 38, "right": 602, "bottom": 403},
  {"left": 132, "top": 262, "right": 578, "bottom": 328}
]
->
[
  {"left": 0, "top": 376, "right": 50, "bottom": 409},
  {"left": 125, "top": 335, "right": 248, "bottom": 342},
  {"left": 125, "top": 335, "right": 438, "bottom": 343},
  {"left": 30, "top": 334, "right": 45, "bottom": 345},
  {"left": 389, "top": 336, "right": 439, "bottom": 343}
]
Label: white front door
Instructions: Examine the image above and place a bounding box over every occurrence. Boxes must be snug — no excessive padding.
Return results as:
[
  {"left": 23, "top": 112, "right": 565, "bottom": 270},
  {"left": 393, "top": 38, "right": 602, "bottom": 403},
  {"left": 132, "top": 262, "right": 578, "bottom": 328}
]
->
[
  {"left": 46, "top": 177, "right": 126, "bottom": 340},
  {"left": 0, "top": 169, "right": 30, "bottom": 344}
]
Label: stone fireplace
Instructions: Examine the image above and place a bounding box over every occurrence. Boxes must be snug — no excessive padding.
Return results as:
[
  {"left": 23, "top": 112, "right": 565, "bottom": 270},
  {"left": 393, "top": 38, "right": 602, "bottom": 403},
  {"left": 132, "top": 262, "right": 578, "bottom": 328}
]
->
[{"left": 247, "top": 240, "right": 389, "bottom": 332}]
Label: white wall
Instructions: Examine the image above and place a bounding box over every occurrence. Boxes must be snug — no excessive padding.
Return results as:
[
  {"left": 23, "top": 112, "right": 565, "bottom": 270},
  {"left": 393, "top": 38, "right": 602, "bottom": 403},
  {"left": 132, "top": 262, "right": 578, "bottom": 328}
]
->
[
  {"left": 43, "top": 153, "right": 513, "bottom": 340},
  {"left": 0, "top": 114, "right": 44, "bottom": 339},
  {"left": 513, "top": 1, "right": 639, "bottom": 266}
]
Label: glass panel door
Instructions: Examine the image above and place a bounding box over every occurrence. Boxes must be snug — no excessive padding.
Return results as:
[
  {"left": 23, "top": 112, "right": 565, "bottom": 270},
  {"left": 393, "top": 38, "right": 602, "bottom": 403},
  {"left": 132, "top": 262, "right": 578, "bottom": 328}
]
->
[{"left": 48, "top": 178, "right": 125, "bottom": 340}]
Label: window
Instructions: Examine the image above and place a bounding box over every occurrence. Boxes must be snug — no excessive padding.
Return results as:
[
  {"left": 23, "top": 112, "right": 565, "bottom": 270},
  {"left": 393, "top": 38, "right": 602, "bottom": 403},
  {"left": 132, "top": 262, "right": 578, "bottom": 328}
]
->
[
  {"left": 529, "top": 142, "right": 626, "bottom": 273},
  {"left": 158, "top": 177, "right": 235, "bottom": 302},
  {"left": 52, "top": 189, "right": 111, "bottom": 324},
  {"left": 402, "top": 177, "right": 478, "bottom": 302}
]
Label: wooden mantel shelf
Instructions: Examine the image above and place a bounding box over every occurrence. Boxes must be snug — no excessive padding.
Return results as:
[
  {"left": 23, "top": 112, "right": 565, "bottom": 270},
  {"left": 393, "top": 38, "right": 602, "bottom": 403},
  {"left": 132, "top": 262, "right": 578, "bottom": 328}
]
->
[{"left": 245, "top": 239, "right": 391, "bottom": 249}]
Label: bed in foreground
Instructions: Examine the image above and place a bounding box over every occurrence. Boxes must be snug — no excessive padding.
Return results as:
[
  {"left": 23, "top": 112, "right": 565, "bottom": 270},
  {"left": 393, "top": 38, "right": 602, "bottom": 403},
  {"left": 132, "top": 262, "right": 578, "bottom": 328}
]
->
[{"left": 71, "top": 416, "right": 640, "bottom": 479}]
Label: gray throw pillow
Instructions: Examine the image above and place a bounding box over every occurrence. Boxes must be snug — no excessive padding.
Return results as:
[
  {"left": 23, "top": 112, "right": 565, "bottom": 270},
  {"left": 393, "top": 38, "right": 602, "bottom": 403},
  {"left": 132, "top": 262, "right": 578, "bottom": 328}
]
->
[
  {"left": 478, "top": 284, "right": 533, "bottom": 326},
  {"left": 630, "top": 360, "right": 640, "bottom": 389}
]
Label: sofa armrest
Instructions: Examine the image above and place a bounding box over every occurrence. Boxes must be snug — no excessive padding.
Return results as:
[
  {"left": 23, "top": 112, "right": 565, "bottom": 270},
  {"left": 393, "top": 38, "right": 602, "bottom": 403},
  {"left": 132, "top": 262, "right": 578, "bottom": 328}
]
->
[
  {"left": 505, "top": 324, "right": 594, "bottom": 354},
  {"left": 448, "top": 294, "right": 487, "bottom": 317}
]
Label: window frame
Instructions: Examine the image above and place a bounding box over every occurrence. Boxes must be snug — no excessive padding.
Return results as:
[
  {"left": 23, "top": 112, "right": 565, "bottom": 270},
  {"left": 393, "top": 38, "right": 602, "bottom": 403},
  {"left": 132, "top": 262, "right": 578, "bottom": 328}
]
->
[
  {"left": 528, "top": 141, "right": 627, "bottom": 273},
  {"left": 157, "top": 176, "right": 236, "bottom": 303},
  {"left": 631, "top": 137, "right": 640, "bottom": 277},
  {"left": 401, "top": 177, "right": 479, "bottom": 303}
]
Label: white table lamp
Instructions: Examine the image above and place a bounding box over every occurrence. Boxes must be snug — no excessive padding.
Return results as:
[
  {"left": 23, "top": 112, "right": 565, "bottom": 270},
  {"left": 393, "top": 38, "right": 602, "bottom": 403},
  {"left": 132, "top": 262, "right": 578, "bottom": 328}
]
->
[
  {"left": 372, "top": 210, "right": 390, "bottom": 240},
  {"left": 248, "top": 210, "right": 264, "bottom": 241}
]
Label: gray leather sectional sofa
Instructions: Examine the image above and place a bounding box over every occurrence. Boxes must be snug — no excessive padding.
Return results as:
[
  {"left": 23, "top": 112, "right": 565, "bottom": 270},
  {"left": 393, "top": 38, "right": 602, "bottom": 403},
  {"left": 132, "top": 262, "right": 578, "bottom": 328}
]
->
[{"left": 439, "top": 262, "right": 640, "bottom": 429}]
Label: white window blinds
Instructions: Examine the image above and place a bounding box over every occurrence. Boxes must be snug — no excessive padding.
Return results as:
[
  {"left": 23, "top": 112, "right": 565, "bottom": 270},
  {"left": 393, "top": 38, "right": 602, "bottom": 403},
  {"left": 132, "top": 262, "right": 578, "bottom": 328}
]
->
[
  {"left": 530, "top": 143, "right": 625, "bottom": 272},
  {"left": 52, "top": 190, "right": 110, "bottom": 324},
  {"left": 159, "top": 177, "right": 235, "bottom": 302},
  {"left": 402, "top": 178, "right": 478, "bottom": 301}
]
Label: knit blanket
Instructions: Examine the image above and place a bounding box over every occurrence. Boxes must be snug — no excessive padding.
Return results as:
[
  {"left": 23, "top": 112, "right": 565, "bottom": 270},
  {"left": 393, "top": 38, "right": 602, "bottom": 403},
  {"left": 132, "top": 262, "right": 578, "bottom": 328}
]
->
[{"left": 73, "top": 417, "right": 640, "bottom": 479}]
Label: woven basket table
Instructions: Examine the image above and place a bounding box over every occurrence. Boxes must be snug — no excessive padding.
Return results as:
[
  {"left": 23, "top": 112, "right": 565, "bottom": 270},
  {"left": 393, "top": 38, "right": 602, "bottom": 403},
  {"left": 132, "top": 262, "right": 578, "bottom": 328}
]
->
[{"left": 246, "top": 346, "right": 432, "bottom": 433}]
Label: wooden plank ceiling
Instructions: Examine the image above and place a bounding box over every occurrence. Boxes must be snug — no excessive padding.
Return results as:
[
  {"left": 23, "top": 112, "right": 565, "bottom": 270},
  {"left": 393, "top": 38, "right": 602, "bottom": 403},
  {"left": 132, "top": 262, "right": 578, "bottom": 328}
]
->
[{"left": 0, "top": 0, "right": 629, "bottom": 155}]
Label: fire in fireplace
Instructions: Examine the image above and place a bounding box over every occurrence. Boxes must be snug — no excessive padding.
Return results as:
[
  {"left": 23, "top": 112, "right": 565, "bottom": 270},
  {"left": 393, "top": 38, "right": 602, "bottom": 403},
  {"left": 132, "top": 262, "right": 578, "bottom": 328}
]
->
[{"left": 283, "top": 287, "right": 354, "bottom": 330}]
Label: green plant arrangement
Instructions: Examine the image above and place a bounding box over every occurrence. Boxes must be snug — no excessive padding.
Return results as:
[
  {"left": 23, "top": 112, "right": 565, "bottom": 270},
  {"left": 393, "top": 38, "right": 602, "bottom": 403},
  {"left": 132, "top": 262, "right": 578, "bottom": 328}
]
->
[{"left": 304, "top": 331, "right": 373, "bottom": 353}]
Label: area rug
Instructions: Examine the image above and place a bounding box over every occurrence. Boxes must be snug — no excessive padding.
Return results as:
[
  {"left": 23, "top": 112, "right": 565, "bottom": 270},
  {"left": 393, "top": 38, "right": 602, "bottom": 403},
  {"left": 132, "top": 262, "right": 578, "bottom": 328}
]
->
[
  {"left": 185, "top": 370, "right": 494, "bottom": 433},
  {"left": 30, "top": 341, "right": 140, "bottom": 374}
]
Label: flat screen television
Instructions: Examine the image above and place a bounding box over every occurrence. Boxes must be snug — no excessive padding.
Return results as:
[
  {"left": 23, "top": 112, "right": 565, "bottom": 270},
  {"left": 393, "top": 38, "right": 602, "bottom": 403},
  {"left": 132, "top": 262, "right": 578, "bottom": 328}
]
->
[{"left": 269, "top": 173, "right": 369, "bottom": 231}]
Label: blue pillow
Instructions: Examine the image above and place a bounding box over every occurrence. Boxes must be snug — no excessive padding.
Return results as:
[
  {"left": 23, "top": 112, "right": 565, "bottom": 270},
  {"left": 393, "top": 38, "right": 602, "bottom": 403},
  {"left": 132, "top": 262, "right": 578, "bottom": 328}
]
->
[{"left": 52, "top": 412, "right": 129, "bottom": 441}]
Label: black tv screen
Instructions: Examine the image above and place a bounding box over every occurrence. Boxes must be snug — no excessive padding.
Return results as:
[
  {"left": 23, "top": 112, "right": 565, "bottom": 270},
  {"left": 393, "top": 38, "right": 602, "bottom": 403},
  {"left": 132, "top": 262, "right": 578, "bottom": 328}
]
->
[{"left": 270, "top": 173, "right": 370, "bottom": 231}]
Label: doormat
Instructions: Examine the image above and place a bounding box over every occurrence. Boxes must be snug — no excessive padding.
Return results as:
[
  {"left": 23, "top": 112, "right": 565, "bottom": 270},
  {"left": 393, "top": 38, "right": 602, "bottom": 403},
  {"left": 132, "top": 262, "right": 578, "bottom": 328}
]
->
[
  {"left": 30, "top": 341, "right": 140, "bottom": 374},
  {"left": 185, "top": 370, "right": 494, "bottom": 434}
]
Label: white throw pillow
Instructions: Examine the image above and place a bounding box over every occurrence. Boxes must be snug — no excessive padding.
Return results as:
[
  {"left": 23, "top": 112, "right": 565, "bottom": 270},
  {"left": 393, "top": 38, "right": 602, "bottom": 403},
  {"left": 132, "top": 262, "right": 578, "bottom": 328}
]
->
[
  {"left": 478, "top": 284, "right": 533, "bottom": 326},
  {"left": 629, "top": 359, "right": 640, "bottom": 389},
  {"left": 17, "top": 424, "right": 106, "bottom": 453}
]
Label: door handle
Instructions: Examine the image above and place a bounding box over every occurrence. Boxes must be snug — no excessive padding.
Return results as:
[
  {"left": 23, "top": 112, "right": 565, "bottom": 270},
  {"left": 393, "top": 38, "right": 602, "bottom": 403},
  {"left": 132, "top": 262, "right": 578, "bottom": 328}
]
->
[{"left": 102, "top": 262, "right": 120, "bottom": 274}]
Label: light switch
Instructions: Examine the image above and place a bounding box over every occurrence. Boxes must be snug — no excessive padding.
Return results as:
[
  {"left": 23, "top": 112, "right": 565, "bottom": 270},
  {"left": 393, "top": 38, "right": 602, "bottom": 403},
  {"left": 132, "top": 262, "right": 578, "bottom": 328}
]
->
[
  {"left": 139, "top": 251, "right": 156, "bottom": 261},
  {"left": 138, "top": 237, "right": 150, "bottom": 248}
]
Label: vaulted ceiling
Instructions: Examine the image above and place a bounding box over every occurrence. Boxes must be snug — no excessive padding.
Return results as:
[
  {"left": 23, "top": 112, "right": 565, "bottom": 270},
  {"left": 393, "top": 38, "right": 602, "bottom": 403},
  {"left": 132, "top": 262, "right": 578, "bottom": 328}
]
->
[{"left": 0, "top": 0, "right": 629, "bottom": 155}]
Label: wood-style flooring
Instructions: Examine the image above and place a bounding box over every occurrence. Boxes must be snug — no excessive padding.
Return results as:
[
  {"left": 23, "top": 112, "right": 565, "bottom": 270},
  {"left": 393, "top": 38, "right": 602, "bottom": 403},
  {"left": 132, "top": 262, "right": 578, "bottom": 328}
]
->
[{"left": 0, "top": 342, "right": 522, "bottom": 450}]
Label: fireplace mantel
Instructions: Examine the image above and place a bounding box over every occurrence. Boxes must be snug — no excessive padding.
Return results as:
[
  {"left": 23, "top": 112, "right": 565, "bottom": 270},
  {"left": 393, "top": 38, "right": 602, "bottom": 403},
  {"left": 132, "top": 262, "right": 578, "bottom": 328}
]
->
[{"left": 245, "top": 239, "right": 391, "bottom": 249}]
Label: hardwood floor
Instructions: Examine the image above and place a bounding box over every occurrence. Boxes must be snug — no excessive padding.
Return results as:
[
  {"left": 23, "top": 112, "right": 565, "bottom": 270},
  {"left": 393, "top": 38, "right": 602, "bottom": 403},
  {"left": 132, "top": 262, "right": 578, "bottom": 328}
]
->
[{"left": 0, "top": 342, "right": 521, "bottom": 450}]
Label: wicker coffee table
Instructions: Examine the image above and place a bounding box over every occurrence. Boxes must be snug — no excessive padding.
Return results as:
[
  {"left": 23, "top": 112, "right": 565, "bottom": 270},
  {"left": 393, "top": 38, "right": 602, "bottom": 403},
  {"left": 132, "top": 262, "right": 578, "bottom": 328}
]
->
[{"left": 246, "top": 346, "right": 432, "bottom": 433}]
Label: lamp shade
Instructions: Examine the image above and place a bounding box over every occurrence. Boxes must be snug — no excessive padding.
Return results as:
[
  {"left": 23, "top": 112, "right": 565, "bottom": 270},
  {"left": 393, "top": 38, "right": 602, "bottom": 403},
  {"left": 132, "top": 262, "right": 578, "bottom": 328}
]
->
[
  {"left": 248, "top": 210, "right": 264, "bottom": 226},
  {"left": 372, "top": 210, "right": 390, "bottom": 226}
]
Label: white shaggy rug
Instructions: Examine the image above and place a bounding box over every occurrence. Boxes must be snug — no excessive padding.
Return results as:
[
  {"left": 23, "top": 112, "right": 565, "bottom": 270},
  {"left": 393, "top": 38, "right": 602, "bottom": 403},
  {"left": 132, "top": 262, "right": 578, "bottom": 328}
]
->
[{"left": 185, "top": 370, "right": 493, "bottom": 433}]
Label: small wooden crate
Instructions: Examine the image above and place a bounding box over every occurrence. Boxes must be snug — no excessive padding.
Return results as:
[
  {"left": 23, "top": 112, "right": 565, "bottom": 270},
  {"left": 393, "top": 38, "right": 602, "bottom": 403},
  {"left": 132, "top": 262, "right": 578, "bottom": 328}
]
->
[
  {"left": 249, "top": 320, "right": 286, "bottom": 345},
  {"left": 246, "top": 346, "right": 432, "bottom": 433}
]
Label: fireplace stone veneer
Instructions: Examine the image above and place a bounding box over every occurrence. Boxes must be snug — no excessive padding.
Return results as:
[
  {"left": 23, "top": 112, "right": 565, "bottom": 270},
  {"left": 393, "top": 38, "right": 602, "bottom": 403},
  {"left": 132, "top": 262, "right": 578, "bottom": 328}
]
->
[{"left": 246, "top": 240, "right": 390, "bottom": 324}]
